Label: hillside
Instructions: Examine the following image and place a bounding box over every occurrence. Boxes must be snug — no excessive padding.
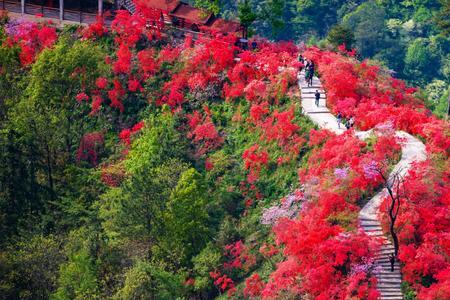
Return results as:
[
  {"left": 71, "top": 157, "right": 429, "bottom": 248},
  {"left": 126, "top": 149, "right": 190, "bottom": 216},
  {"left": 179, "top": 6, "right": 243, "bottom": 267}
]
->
[{"left": 0, "top": 4, "right": 449, "bottom": 300}]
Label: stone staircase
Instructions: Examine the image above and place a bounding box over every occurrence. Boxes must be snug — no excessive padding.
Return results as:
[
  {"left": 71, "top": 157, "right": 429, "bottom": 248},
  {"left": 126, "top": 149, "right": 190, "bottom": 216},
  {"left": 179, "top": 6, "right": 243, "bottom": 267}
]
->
[
  {"left": 298, "top": 69, "right": 426, "bottom": 299},
  {"left": 360, "top": 217, "right": 403, "bottom": 300}
]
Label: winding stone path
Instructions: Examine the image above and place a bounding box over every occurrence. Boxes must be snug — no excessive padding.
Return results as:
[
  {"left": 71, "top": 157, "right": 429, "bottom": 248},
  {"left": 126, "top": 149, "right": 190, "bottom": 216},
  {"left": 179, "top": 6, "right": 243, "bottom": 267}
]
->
[{"left": 298, "top": 70, "right": 427, "bottom": 300}]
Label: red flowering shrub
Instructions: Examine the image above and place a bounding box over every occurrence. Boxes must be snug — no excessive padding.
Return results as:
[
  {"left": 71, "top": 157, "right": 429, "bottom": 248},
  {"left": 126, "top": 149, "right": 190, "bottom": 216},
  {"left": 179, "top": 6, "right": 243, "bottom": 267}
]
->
[
  {"left": 81, "top": 17, "right": 108, "bottom": 40},
  {"left": 95, "top": 77, "right": 108, "bottom": 89},
  {"left": 210, "top": 271, "right": 236, "bottom": 295},
  {"left": 223, "top": 240, "right": 256, "bottom": 272},
  {"left": 187, "top": 111, "right": 223, "bottom": 157},
  {"left": 76, "top": 132, "right": 104, "bottom": 165},
  {"left": 5, "top": 20, "right": 57, "bottom": 65},
  {"left": 244, "top": 273, "right": 264, "bottom": 298},
  {"left": 304, "top": 47, "right": 449, "bottom": 298},
  {"left": 303, "top": 47, "right": 450, "bottom": 156},
  {"left": 242, "top": 144, "right": 269, "bottom": 184},
  {"left": 380, "top": 159, "right": 450, "bottom": 299}
]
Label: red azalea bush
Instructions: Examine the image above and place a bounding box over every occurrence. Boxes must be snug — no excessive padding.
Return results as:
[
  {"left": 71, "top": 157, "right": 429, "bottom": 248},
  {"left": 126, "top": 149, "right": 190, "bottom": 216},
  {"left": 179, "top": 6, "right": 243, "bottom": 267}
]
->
[
  {"left": 4, "top": 19, "right": 57, "bottom": 65},
  {"left": 303, "top": 47, "right": 450, "bottom": 156},
  {"left": 304, "top": 47, "right": 449, "bottom": 299},
  {"left": 380, "top": 159, "right": 450, "bottom": 299}
]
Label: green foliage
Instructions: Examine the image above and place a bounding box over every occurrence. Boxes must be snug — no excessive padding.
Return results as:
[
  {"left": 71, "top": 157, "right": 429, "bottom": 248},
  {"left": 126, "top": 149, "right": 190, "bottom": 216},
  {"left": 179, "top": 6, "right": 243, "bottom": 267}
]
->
[
  {"left": 343, "top": 1, "right": 388, "bottom": 57},
  {"left": 293, "top": 0, "right": 348, "bottom": 36},
  {"left": 99, "top": 159, "right": 189, "bottom": 244},
  {"left": 52, "top": 228, "right": 100, "bottom": 300},
  {"left": 401, "top": 281, "right": 417, "bottom": 300},
  {"left": 435, "top": 0, "right": 450, "bottom": 35},
  {"left": 192, "top": 243, "right": 222, "bottom": 291},
  {"left": 125, "top": 109, "right": 187, "bottom": 175},
  {"left": 0, "top": 235, "right": 64, "bottom": 299},
  {"left": 327, "top": 24, "right": 355, "bottom": 49},
  {"left": 404, "top": 38, "right": 439, "bottom": 84},
  {"left": 194, "top": 0, "right": 221, "bottom": 15},
  {"left": 113, "top": 260, "right": 185, "bottom": 300},
  {"left": 238, "top": 0, "right": 257, "bottom": 29},
  {"left": 164, "top": 168, "right": 211, "bottom": 263}
]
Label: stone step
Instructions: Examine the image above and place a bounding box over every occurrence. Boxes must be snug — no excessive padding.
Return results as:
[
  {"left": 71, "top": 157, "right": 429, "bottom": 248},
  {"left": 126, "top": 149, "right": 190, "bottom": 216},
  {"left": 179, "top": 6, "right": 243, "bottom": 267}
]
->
[
  {"left": 375, "top": 249, "right": 396, "bottom": 256},
  {"left": 364, "top": 229, "right": 384, "bottom": 234},
  {"left": 379, "top": 292, "right": 403, "bottom": 297},
  {"left": 378, "top": 286, "right": 402, "bottom": 289},
  {"left": 379, "top": 292, "right": 403, "bottom": 296},
  {"left": 379, "top": 290, "right": 403, "bottom": 294},
  {"left": 376, "top": 273, "right": 402, "bottom": 278},
  {"left": 377, "top": 264, "right": 400, "bottom": 269},
  {"left": 301, "top": 89, "right": 326, "bottom": 93},
  {"left": 380, "top": 294, "right": 403, "bottom": 298},
  {"left": 376, "top": 257, "right": 399, "bottom": 263},
  {"left": 380, "top": 297, "right": 403, "bottom": 300},
  {"left": 366, "top": 230, "right": 385, "bottom": 236},
  {"left": 378, "top": 278, "right": 402, "bottom": 284},
  {"left": 359, "top": 216, "right": 378, "bottom": 221},
  {"left": 360, "top": 222, "right": 380, "bottom": 227},
  {"left": 378, "top": 286, "right": 403, "bottom": 291}
]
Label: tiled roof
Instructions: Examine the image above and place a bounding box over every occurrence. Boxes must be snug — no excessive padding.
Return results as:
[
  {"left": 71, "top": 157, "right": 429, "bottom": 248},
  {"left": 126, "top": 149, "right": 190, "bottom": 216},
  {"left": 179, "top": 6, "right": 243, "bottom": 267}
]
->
[
  {"left": 138, "top": 0, "right": 180, "bottom": 12},
  {"left": 170, "top": 3, "right": 212, "bottom": 24},
  {"left": 207, "top": 18, "right": 241, "bottom": 33}
]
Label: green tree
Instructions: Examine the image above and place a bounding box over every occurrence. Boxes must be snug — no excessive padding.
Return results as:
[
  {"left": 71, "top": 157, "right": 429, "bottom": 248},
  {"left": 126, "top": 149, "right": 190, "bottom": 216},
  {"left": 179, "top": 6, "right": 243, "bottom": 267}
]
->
[
  {"left": 343, "top": 1, "right": 389, "bottom": 57},
  {"left": 294, "top": 0, "right": 347, "bottom": 36},
  {"left": 194, "top": 0, "right": 221, "bottom": 15},
  {"left": 98, "top": 110, "right": 189, "bottom": 246},
  {"left": 192, "top": 243, "right": 221, "bottom": 291},
  {"left": 113, "top": 260, "right": 185, "bottom": 300},
  {"left": 436, "top": 0, "right": 450, "bottom": 35},
  {"left": 404, "top": 38, "right": 439, "bottom": 84},
  {"left": 164, "top": 168, "right": 211, "bottom": 263},
  {"left": 238, "top": 0, "right": 257, "bottom": 37},
  {"left": 52, "top": 228, "right": 100, "bottom": 300},
  {"left": 3, "top": 37, "right": 108, "bottom": 235},
  {"left": 327, "top": 24, "right": 355, "bottom": 49},
  {"left": 0, "top": 235, "right": 64, "bottom": 299}
]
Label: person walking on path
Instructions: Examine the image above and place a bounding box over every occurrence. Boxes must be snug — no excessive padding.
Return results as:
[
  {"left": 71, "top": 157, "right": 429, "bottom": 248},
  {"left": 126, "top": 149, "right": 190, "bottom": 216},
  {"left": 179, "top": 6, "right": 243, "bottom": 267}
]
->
[
  {"left": 308, "top": 62, "right": 315, "bottom": 87},
  {"left": 315, "top": 90, "right": 320, "bottom": 107},
  {"left": 337, "top": 112, "right": 342, "bottom": 128},
  {"left": 297, "top": 54, "right": 305, "bottom": 72},
  {"left": 389, "top": 253, "right": 395, "bottom": 272},
  {"left": 349, "top": 116, "right": 355, "bottom": 128}
]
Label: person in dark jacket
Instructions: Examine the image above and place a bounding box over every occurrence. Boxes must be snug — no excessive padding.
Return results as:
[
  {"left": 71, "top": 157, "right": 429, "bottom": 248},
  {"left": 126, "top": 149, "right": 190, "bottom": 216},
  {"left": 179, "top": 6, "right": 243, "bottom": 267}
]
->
[
  {"left": 337, "top": 112, "right": 342, "bottom": 128},
  {"left": 315, "top": 90, "right": 320, "bottom": 107},
  {"left": 389, "top": 253, "right": 395, "bottom": 272}
]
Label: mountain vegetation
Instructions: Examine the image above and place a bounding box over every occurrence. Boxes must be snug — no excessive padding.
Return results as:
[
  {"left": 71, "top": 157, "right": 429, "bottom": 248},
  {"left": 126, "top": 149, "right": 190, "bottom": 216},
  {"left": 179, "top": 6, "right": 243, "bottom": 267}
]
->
[{"left": 0, "top": 1, "right": 449, "bottom": 300}]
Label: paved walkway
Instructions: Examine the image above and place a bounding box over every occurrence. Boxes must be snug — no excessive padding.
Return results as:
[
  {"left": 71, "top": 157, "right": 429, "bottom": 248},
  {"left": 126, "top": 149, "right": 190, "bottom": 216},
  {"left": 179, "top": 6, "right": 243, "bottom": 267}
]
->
[{"left": 298, "top": 70, "right": 427, "bottom": 300}]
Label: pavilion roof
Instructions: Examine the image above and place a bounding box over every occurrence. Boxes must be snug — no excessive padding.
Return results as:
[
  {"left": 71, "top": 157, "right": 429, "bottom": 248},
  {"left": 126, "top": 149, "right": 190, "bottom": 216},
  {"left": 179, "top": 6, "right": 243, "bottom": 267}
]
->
[
  {"left": 170, "top": 3, "right": 212, "bottom": 24},
  {"left": 138, "top": 0, "right": 180, "bottom": 13}
]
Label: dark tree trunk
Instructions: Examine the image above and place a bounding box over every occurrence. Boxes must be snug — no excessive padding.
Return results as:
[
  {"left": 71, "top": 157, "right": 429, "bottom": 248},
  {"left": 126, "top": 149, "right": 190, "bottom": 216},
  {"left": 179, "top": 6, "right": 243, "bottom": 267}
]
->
[{"left": 390, "top": 220, "right": 399, "bottom": 257}]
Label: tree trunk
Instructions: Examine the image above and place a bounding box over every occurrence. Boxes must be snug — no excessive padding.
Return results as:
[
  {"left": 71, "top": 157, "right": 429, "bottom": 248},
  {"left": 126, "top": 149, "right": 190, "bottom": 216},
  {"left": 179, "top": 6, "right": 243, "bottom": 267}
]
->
[{"left": 390, "top": 221, "right": 399, "bottom": 257}]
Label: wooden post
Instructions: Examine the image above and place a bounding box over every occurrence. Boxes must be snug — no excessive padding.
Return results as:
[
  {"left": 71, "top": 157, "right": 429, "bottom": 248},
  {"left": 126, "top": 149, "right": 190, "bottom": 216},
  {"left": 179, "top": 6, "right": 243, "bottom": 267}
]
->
[
  {"left": 98, "top": 0, "right": 102, "bottom": 16},
  {"left": 60, "top": 0, "right": 64, "bottom": 20},
  {"left": 78, "top": 0, "right": 81, "bottom": 23},
  {"left": 21, "top": 0, "right": 25, "bottom": 14}
]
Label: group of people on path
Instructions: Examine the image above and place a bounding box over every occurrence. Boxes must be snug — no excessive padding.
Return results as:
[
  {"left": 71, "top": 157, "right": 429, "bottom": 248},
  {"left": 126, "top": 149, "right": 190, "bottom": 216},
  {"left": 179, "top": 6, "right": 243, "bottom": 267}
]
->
[
  {"left": 298, "top": 54, "right": 355, "bottom": 130},
  {"left": 298, "top": 54, "right": 315, "bottom": 87},
  {"left": 337, "top": 112, "right": 355, "bottom": 130}
]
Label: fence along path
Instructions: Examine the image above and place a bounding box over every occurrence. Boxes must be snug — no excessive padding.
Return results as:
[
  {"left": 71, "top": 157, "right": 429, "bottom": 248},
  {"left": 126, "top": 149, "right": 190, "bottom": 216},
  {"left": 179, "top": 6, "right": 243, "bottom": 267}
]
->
[{"left": 298, "top": 70, "right": 427, "bottom": 300}]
